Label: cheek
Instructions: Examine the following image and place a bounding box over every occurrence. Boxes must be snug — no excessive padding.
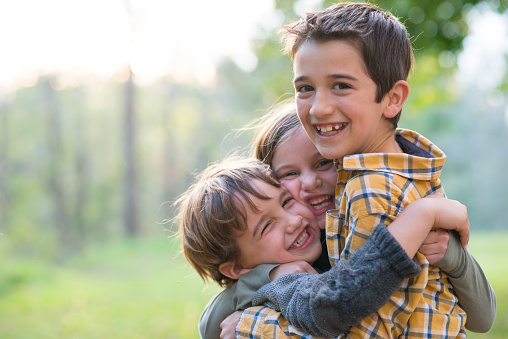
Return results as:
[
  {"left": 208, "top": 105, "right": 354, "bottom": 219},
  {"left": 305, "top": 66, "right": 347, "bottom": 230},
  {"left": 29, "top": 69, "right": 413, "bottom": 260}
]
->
[
  {"left": 296, "top": 99, "right": 310, "bottom": 120},
  {"left": 323, "top": 170, "right": 338, "bottom": 188}
]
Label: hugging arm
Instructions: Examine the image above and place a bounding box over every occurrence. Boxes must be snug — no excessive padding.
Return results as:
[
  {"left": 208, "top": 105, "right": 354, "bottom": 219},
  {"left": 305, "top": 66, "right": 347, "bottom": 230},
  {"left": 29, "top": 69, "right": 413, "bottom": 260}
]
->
[
  {"left": 251, "top": 225, "right": 421, "bottom": 337},
  {"left": 405, "top": 195, "right": 496, "bottom": 332},
  {"left": 435, "top": 232, "right": 497, "bottom": 332},
  {"left": 238, "top": 195, "right": 471, "bottom": 338}
]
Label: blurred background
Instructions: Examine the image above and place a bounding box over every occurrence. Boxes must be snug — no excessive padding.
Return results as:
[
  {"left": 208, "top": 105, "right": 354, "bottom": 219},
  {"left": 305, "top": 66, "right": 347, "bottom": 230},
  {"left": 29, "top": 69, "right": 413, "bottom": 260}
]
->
[{"left": 0, "top": 0, "right": 507, "bottom": 338}]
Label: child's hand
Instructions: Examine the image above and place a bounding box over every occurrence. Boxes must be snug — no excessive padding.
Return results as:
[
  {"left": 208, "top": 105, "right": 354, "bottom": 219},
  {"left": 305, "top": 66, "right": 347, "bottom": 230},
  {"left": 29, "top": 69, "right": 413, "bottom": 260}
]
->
[
  {"left": 220, "top": 311, "right": 242, "bottom": 339},
  {"left": 269, "top": 261, "right": 318, "bottom": 281},
  {"left": 419, "top": 229, "right": 449, "bottom": 264},
  {"left": 426, "top": 195, "right": 470, "bottom": 248}
]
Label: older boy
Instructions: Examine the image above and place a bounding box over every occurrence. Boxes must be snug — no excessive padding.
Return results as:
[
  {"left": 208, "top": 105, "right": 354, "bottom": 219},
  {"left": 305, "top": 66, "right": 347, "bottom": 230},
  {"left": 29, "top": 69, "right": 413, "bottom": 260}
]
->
[{"left": 233, "top": 2, "right": 495, "bottom": 338}]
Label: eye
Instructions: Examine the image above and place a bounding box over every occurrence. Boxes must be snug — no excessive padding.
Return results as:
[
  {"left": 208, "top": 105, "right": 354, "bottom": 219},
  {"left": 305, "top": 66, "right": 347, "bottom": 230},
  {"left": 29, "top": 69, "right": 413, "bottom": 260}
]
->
[
  {"left": 278, "top": 170, "right": 299, "bottom": 179},
  {"left": 261, "top": 220, "right": 273, "bottom": 236},
  {"left": 282, "top": 197, "right": 294, "bottom": 208},
  {"left": 333, "top": 82, "right": 351, "bottom": 90},
  {"left": 317, "top": 159, "right": 334, "bottom": 169},
  {"left": 296, "top": 85, "right": 314, "bottom": 93}
]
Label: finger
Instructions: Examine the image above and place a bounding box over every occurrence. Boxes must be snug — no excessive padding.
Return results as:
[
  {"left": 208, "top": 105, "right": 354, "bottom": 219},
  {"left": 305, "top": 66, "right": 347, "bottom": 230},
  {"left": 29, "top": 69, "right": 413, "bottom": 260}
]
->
[
  {"left": 419, "top": 243, "right": 446, "bottom": 255},
  {"left": 425, "top": 253, "right": 444, "bottom": 265},
  {"left": 459, "top": 228, "right": 470, "bottom": 248}
]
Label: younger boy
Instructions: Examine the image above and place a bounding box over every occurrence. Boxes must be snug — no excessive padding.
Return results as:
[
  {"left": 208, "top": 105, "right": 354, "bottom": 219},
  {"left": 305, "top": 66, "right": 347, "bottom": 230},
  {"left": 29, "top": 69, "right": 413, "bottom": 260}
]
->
[
  {"left": 176, "top": 157, "right": 475, "bottom": 339},
  {"left": 235, "top": 2, "right": 492, "bottom": 338}
]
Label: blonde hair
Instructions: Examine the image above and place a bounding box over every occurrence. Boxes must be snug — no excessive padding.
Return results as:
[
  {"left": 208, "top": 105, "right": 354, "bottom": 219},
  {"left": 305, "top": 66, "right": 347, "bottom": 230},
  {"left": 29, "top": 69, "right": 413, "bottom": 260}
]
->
[
  {"left": 176, "top": 156, "right": 280, "bottom": 287},
  {"left": 248, "top": 99, "right": 302, "bottom": 166}
]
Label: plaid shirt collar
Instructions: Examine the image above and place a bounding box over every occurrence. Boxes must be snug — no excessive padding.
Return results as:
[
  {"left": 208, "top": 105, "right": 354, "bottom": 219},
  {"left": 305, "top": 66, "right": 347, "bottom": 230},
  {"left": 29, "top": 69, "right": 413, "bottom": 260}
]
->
[{"left": 335, "top": 128, "right": 446, "bottom": 181}]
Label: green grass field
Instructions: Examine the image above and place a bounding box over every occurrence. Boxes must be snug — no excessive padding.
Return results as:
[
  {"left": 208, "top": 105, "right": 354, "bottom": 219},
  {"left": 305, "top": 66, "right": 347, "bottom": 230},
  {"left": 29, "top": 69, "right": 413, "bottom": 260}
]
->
[{"left": 0, "top": 232, "right": 506, "bottom": 339}]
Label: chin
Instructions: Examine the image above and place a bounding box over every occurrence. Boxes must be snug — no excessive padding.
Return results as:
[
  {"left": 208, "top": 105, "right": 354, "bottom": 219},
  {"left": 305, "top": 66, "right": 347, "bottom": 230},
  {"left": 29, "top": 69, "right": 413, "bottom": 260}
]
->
[{"left": 318, "top": 150, "right": 339, "bottom": 161}]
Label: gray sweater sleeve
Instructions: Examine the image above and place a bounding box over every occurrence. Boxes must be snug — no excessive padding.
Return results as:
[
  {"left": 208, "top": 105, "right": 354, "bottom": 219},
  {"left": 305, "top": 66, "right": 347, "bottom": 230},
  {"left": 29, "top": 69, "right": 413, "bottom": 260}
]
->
[
  {"left": 435, "top": 231, "right": 497, "bottom": 333},
  {"left": 252, "top": 225, "right": 421, "bottom": 338}
]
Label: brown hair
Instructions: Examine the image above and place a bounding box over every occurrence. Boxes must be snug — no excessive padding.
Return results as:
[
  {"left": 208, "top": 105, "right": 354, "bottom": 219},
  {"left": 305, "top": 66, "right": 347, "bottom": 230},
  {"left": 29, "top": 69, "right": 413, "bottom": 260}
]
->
[
  {"left": 248, "top": 99, "right": 302, "bottom": 166},
  {"left": 176, "top": 156, "right": 280, "bottom": 287},
  {"left": 281, "top": 2, "right": 414, "bottom": 127}
]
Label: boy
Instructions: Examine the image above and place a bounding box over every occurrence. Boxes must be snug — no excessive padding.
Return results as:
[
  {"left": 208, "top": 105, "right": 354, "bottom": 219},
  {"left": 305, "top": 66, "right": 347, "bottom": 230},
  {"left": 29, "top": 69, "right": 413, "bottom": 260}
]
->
[
  {"left": 234, "top": 2, "right": 489, "bottom": 338},
  {"left": 177, "top": 157, "right": 480, "bottom": 339}
]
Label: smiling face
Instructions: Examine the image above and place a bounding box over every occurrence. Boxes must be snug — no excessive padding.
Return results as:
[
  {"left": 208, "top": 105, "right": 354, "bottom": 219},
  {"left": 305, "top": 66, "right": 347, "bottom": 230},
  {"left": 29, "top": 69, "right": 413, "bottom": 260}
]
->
[
  {"left": 232, "top": 179, "right": 322, "bottom": 271},
  {"left": 272, "top": 127, "right": 337, "bottom": 229},
  {"left": 293, "top": 39, "right": 402, "bottom": 161}
]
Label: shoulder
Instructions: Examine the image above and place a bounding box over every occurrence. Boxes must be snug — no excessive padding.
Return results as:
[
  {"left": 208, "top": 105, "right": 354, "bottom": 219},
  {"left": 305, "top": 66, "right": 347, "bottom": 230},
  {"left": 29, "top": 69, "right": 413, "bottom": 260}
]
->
[
  {"left": 199, "top": 287, "right": 237, "bottom": 339},
  {"left": 343, "top": 172, "right": 406, "bottom": 216},
  {"left": 345, "top": 171, "right": 404, "bottom": 197}
]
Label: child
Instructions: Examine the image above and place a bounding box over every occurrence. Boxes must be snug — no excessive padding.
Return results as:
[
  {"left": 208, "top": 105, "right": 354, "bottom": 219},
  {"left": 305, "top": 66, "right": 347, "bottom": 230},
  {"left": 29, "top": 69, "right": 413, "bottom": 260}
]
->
[
  {"left": 234, "top": 2, "right": 495, "bottom": 338},
  {"left": 251, "top": 99, "right": 337, "bottom": 230},
  {"left": 176, "top": 156, "right": 474, "bottom": 339},
  {"left": 224, "top": 101, "right": 495, "bottom": 338}
]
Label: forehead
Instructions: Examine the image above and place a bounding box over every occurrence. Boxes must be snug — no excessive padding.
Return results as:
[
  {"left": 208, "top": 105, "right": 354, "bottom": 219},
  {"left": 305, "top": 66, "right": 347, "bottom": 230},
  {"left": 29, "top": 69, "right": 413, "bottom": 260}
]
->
[
  {"left": 235, "top": 179, "right": 283, "bottom": 233},
  {"left": 236, "top": 178, "right": 281, "bottom": 210},
  {"left": 273, "top": 128, "right": 317, "bottom": 162},
  {"left": 293, "top": 39, "right": 367, "bottom": 77}
]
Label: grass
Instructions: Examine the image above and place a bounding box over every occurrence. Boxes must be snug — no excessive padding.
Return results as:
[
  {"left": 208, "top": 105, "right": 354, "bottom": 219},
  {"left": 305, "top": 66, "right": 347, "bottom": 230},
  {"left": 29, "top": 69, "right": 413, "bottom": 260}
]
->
[
  {"left": 0, "top": 232, "right": 506, "bottom": 338},
  {"left": 0, "top": 236, "right": 220, "bottom": 339}
]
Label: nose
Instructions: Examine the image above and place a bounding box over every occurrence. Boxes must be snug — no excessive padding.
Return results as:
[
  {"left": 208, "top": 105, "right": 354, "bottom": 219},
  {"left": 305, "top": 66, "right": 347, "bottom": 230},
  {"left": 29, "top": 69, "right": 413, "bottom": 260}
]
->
[
  {"left": 300, "top": 171, "right": 322, "bottom": 192},
  {"left": 285, "top": 214, "right": 303, "bottom": 234},
  {"left": 309, "top": 91, "right": 334, "bottom": 118}
]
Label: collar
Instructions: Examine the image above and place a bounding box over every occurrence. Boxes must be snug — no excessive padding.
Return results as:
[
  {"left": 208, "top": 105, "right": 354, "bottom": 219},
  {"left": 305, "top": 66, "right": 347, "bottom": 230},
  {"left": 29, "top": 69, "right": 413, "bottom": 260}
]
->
[{"left": 338, "top": 129, "right": 446, "bottom": 181}]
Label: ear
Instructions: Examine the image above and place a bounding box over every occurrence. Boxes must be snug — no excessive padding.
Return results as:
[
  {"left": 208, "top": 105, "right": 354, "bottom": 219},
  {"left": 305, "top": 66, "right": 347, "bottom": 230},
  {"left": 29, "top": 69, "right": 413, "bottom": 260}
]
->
[
  {"left": 219, "top": 261, "right": 252, "bottom": 280},
  {"left": 383, "top": 80, "right": 409, "bottom": 119}
]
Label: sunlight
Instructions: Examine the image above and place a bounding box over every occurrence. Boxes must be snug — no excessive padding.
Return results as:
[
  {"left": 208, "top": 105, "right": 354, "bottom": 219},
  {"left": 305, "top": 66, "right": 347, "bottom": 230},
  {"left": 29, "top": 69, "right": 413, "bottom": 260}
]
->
[
  {"left": 3, "top": 0, "right": 504, "bottom": 92},
  {"left": 0, "top": 0, "right": 273, "bottom": 92},
  {"left": 457, "top": 5, "right": 508, "bottom": 90}
]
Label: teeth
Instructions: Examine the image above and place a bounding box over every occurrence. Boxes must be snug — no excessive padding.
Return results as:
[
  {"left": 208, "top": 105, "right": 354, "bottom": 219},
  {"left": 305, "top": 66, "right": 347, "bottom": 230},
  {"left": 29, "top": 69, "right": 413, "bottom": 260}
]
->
[
  {"left": 309, "top": 195, "right": 332, "bottom": 210},
  {"left": 316, "top": 123, "right": 346, "bottom": 136},
  {"left": 290, "top": 230, "right": 309, "bottom": 249},
  {"left": 313, "top": 201, "right": 330, "bottom": 210},
  {"left": 309, "top": 196, "right": 328, "bottom": 204}
]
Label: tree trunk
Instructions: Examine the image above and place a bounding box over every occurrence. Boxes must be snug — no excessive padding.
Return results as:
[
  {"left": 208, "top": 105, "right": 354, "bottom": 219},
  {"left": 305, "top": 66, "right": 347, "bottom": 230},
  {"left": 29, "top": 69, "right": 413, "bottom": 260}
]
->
[
  {"left": 73, "top": 87, "right": 88, "bottom": 245},
  {"left": 124, "top": 68, "right": 139, "bottom": 236},
  {"left": 44, "top": 77, "right": 72, "bottom": 253},
  {"left": 0, "top": 99, "right": 8, "bottom": 232}
]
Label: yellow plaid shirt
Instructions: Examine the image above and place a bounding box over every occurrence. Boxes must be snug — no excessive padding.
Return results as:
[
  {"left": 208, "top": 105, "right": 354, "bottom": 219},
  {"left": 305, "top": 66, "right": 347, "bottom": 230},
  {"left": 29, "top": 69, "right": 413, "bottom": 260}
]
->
[{"left": 236, "top": 129, "right": 466, "bottom": 338}]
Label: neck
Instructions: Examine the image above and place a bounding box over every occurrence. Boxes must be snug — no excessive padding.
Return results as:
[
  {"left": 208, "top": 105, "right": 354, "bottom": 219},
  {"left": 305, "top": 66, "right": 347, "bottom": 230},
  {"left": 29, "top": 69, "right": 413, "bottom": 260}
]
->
[{"left": 370, "top": 130, "right": 402, "bottom": 154}]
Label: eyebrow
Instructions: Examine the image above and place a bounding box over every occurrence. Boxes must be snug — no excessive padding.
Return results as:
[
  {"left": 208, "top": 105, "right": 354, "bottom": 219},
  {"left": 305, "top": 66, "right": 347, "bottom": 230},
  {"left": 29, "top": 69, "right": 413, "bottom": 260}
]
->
[
  {"left": 272, "top": 164, "right": 291, "bottom": 175},
  {"left": 293, "top": 73, "right": 358, "bottom": 84},
  {"left": 252, "top": 189, "right": 288, "bottom": 238}
]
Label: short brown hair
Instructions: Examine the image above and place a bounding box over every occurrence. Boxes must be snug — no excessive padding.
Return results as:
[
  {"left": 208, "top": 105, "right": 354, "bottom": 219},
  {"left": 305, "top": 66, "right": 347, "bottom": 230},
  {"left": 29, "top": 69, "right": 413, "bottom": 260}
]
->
[
  {"left": 281, "top": 2, "right": 413, "bottom": 127},
  {"left": 176, "top": 156, "right": 280, "bottom": 287},
  {"left": 248, "top": 99, "right": 302, "bottom": 166}
]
